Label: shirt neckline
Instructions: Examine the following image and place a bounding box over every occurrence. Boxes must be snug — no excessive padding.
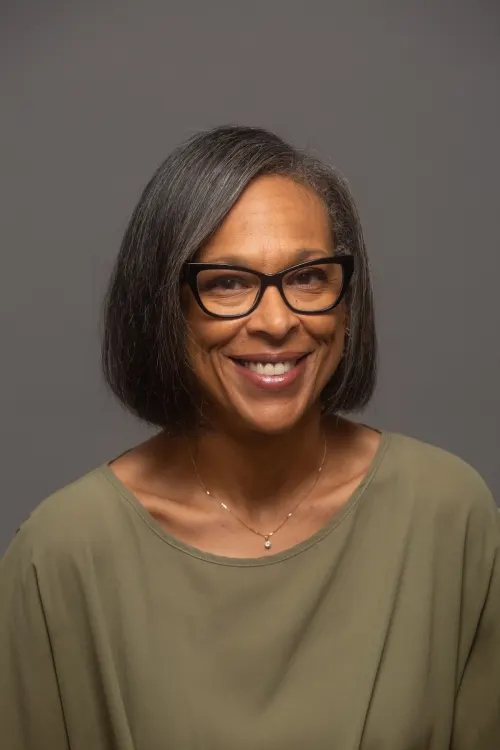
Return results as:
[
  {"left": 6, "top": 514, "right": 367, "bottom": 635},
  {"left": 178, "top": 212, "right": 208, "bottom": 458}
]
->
[{"left": 98, "top": 431, "right": 392, "bottom": 568}]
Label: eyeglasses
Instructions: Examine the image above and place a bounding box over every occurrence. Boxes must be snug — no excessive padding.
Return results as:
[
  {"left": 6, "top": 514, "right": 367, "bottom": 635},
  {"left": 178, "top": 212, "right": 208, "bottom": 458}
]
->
[{"left": 183, "top": 256, "right": 354, "bottom": 319}]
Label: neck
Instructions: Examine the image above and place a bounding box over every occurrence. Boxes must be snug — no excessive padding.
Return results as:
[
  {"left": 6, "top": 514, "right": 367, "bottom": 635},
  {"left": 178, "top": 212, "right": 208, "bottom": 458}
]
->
[{"left": 190, "top": 410, "right": 329, "bottom": 525}]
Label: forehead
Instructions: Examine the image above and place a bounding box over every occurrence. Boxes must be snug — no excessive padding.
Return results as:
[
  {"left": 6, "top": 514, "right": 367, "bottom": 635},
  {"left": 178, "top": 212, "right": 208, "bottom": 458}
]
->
[{"left": 199, "top": 175, "right": 333, "bottom": 268}]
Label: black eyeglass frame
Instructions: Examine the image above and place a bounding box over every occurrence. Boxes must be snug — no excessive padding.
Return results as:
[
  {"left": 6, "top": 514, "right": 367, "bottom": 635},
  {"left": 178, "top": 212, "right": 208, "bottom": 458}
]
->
[{"left": 183, "top": 256, "right": 354, "bottom": 319}]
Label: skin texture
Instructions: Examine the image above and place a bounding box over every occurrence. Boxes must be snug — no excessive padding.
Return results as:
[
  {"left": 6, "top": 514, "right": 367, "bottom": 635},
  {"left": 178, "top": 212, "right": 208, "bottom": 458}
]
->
[
  {"left": 184, "top": 175, "right": 348, "bottom": 436},
  {"left": 110, "top": 175, "right": 380, "bottom": 558}
]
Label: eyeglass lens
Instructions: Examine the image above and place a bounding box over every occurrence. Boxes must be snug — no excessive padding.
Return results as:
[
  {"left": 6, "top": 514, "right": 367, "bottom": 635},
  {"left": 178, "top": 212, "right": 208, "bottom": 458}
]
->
[{"left": 196, "top": 263, "right": 344, "bottom": 316}]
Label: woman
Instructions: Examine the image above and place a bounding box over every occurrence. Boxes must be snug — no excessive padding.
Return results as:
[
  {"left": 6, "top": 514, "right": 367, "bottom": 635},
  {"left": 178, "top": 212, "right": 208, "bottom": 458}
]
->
[{"left": 1, "top": 125, "right": 499, "bottom": 749}]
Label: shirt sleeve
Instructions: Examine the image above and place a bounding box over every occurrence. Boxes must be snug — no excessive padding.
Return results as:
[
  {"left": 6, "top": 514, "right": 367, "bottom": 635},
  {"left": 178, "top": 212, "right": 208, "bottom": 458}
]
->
[
  {"left": 0, "top": 529, "right": 69, "bottom": 750},
  {"left": 452, "top": 509, "right": 500, "bottom": 749}
]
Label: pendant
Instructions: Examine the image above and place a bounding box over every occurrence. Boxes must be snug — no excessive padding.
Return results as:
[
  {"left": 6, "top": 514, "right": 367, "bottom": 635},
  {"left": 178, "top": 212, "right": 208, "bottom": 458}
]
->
[{"left": 264, "top": 537, "right": 272, "bottom": 550}]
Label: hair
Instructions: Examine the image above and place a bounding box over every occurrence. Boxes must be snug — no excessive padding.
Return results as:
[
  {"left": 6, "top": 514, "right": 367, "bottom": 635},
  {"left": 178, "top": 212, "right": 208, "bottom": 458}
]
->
[{"left": 102, "top": 125, "right": 377, "bottom": 432}]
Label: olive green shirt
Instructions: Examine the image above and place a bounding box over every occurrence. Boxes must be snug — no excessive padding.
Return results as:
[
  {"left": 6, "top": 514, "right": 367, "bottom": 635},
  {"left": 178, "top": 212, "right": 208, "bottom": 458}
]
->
[{"left": 1, "top": 432, "right": 499, "bottom": 749}]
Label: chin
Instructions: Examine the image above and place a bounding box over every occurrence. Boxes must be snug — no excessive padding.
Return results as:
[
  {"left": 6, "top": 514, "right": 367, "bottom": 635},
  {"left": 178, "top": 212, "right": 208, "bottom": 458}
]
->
[{"left": 229, "top": 401, "right": 314, "bottom": 437}]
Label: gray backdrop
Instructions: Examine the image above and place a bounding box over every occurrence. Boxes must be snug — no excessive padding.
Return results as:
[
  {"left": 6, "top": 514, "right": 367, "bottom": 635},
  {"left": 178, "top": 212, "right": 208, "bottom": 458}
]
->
[{"left": 1, "top": 0, "right": 499, "bottom": 553}]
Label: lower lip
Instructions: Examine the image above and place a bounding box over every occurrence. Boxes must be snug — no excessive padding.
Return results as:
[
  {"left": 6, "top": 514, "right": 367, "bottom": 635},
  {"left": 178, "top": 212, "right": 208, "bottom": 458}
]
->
[{"left": 232, "top": 357, "right": 308, "bottom": 391}]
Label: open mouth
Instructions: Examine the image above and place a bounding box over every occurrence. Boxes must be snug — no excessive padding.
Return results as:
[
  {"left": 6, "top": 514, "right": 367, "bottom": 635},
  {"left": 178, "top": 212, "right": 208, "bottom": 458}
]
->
[{"left": 230, "top": 353, "right": 309, "bottom": 376}]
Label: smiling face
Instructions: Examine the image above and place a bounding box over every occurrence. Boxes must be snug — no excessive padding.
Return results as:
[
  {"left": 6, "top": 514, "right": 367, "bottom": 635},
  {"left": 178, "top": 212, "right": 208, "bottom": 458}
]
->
[{"left": 183, "top": 175, "right": 348, "bottom": 435}]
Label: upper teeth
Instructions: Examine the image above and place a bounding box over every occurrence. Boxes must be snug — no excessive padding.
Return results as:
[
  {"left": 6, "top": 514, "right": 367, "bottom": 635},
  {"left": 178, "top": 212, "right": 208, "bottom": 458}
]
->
[{"left": 245, "top": 361, "right": 296, "bottom": 375}]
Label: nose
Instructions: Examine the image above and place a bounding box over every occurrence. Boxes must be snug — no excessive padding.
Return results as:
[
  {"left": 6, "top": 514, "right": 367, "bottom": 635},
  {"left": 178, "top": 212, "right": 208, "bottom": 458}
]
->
[{"left": 245, "top": 286, "right": 299, "bottom": 340}]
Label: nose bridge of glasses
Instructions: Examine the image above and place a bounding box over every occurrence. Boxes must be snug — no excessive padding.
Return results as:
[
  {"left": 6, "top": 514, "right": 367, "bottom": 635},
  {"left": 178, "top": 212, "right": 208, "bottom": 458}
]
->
[
  {"left": 247, "top": 284, "right": 298, "bottom": 332},
  {"left": 257, "top": 269, "right": 292, "bottom": 308}
]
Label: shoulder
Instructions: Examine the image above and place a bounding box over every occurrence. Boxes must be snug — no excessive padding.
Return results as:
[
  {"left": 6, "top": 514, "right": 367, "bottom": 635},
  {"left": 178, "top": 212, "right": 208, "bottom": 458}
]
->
[
  {"left": 1, "top": 466, "right": 139, "bottom": 573},
  {"left": 378, "top": 433, "right": 500, "bottom": 615},
  {"left": 384, "top": 431, "right": 498, "bottom": 527}
]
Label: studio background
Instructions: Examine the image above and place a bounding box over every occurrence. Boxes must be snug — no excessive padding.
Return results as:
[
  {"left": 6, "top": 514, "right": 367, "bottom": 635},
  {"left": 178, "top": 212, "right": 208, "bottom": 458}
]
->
[{"left": 1, "top": 0, "right": 499, "bottom": 553}]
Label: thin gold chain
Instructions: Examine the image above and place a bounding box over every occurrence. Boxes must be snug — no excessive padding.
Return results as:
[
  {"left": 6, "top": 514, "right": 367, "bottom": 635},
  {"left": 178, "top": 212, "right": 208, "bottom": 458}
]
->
[{"left": 189, "top": 434, "right": 327, "bottom": 550}]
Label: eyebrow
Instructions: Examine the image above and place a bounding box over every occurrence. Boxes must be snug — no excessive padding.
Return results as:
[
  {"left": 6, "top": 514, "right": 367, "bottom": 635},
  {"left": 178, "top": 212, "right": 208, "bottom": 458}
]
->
[
  {"left": 295, "top": 248, "right": 332, "bottom": 262},
  {"left": 207, "top": 255, "right": 252, "bottom": 267},
  {"left": 204, "top": 248, "right": 332, "bottom": 267}
]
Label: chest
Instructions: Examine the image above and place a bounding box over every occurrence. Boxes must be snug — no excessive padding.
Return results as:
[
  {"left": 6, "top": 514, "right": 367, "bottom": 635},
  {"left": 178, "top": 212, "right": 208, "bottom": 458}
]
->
[{"left": 53, "top": 541, "right": 462, "bottom": 750}]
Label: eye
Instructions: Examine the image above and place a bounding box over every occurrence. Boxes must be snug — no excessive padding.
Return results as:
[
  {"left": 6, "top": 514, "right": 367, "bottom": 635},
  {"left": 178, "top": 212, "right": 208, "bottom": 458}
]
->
[
  {"left": 289, "top": 268, "right": 328, "bottom": 287},
  {"left": 209, "top": 276, "right": 246, "bottom": 291},
  {"left": 197, "top": 271, "right": 257, "bottom": 296}
]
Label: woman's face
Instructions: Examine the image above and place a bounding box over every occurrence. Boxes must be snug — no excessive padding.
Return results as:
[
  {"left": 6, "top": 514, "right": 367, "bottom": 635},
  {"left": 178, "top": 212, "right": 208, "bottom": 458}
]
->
[{"left": 184, "top": 175, "right": 348, "bottom": 435}]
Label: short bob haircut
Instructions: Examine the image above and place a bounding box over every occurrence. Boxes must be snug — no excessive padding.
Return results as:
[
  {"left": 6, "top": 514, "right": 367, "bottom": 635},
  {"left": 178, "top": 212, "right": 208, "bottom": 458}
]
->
[{"left": 102, "top": 125, "right": 377, "bottom": 433}]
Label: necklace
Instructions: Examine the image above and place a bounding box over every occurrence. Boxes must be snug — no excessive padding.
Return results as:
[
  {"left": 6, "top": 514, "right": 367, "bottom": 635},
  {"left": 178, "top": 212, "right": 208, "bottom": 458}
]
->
[{"left": 189, "top": 434, "right": 327, "bottom": 551}]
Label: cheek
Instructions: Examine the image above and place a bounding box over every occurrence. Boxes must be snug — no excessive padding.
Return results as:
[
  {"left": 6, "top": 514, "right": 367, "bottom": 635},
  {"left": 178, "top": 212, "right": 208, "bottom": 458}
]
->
[
  {"left": 304, "top": 310, "right": 346, "bottom": 380},
  {"left": 185, "top": 303, "right": 241, "bottom": 373},
  {"left": 304, "top": 306, "right": 346, "bottom": 347}
]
